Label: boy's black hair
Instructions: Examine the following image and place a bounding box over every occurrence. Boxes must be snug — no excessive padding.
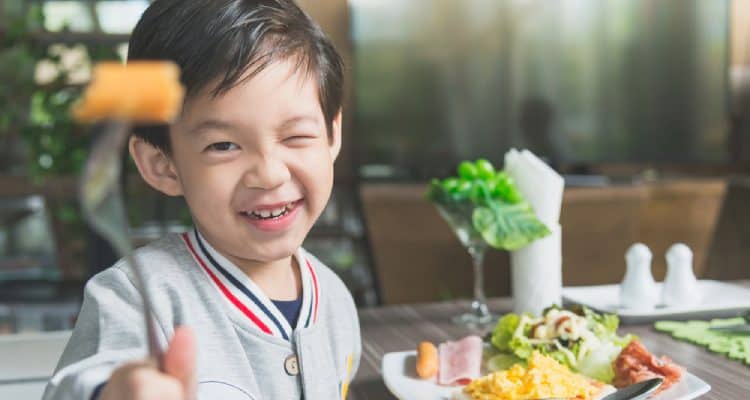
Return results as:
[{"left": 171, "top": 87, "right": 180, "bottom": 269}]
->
[{"left": 128, "top": 0, "right": 344, "bottom": 153}]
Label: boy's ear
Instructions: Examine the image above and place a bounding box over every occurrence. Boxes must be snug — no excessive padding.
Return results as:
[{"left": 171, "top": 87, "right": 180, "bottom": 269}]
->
[
  {"left": 128, "top": 135, "right": 183, "bottom": 196},
  {"left": 329, "top": 110, "right": 343, "bottom": 161}
]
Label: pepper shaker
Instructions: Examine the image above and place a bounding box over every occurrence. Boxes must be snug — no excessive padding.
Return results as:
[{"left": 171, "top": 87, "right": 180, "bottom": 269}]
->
[
  {"left": 620, "top": 243, "right": 658, "bottom": 309},
  {"left": 662, "top": 243, "right": 699, "bottom": 307}
]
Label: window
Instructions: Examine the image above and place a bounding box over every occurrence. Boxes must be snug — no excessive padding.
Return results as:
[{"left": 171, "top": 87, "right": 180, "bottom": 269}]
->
[{"left": 352, "top": 0, "right": 730, "bottom": 178}]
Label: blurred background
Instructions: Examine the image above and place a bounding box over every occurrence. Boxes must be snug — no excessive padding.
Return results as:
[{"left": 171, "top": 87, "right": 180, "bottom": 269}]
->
[{"left": 1, "top": 0, "right": 749, "bottom": 333}]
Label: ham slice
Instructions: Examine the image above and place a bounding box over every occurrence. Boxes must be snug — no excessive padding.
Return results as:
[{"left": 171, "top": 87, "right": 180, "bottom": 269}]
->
[
  {"left": 438, "top": 335, "right": 483, "bottom": 385},
  {"left": 613, "top": 340, "right": 683, "bottom": 393}
]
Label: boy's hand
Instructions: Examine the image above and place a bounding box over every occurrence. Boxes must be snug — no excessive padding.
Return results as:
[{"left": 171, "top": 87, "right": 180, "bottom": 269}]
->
[{"left": 100, "top": 326, "right": 196, "bottom": 400}]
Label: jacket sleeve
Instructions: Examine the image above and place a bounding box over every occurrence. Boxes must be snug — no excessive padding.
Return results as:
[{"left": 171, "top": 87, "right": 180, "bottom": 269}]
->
[
  {"left": 348, "top": 292, "right": 362, "bottom": 380},
  {"left": 42, "top": 265, "right": 168, "bottom": 400}
]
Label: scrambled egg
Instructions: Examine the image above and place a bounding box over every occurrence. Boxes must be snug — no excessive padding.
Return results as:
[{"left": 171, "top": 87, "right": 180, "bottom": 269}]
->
[{"left": 463, "top": 352, "right": 598, "bottom": 400}]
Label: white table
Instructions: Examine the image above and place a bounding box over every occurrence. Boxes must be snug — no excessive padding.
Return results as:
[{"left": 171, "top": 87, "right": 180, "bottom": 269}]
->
[{"left": 0, "top": 331, "right": 71, "bottom": 399}]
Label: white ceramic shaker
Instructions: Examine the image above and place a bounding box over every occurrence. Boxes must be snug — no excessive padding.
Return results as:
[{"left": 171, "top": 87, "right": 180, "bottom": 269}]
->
[
  {"left": 662, "top": 243, "right": 699, "bottom": 307},
  {"left": 619, "top": 243, "right": 658, "bottom": 309}
]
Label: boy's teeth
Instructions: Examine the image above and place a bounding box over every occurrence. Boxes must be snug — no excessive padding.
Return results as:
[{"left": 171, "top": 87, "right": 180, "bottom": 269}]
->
[{"left": 246, "top": 202, "right": 295, "bottom": 219}]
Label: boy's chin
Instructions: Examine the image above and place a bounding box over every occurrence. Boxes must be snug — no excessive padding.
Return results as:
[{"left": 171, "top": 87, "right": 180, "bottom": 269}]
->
[
  {"left": 256, "top": 250, "right": 297, "bottom": 263},
  {"left": 243, "top": 241, "right": 302, "bottom": 263}
]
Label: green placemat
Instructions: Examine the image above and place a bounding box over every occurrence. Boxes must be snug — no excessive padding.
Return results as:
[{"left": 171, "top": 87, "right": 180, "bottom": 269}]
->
[{"left": 655, "top": 318, "right": 750, "bottom": 365}]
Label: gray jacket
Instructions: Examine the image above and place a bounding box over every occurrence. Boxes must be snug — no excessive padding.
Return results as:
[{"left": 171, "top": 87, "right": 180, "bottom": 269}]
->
[{"left": 43, "top": 230, "right": 361, "bottom": 400}]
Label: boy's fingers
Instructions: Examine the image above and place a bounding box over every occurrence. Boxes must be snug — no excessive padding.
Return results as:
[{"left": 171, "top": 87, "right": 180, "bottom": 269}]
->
[
  {"left": 101, "top": 361, "right": 183, "bottom": 400},
  {"left": 163, "top": 326, "right": 197, "bottom": 399}
]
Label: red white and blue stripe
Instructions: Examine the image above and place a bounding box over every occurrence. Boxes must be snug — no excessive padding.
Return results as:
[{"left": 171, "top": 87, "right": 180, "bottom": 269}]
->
[{"left": 181, "top": 229, "right": 320, "bottom": 341}]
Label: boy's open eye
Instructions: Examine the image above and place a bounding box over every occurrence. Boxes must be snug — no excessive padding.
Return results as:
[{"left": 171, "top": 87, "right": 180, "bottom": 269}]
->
[{"left": 205, "top": 142, "right": 239, "bottom": 152}]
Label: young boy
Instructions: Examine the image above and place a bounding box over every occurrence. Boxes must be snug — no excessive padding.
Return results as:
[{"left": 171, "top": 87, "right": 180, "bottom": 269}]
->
[{"left": 43, "top": 1, "right": 360, "bottom": 399}]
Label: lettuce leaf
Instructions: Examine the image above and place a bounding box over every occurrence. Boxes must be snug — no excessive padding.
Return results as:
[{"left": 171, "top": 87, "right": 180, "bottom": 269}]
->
[
  {"left": 486, "top": 353, "right": 526, "bottom": 372},
  {"left": 583, "top": 307, "right": 636, "bottom": 348},
  {"left": 472, "top": 202, "right": 550, "bottom": 251},
  {"left": 584, "top": 307, "right": 619, "bottom": 336},
  {"left": 490, "top": 313, "right": 520, "bottom": 352},
  {"left": 508, "top": 335, "right": 535, "bottom": 360},
  {"left": 491, "top": 314, "right": 537, "bottom": 360},
  {"left": 426, "top": 165, "right": 551, "bottom": 251},
  {"left": 577, "top": 341, "right": 621, "bottom": 383}
]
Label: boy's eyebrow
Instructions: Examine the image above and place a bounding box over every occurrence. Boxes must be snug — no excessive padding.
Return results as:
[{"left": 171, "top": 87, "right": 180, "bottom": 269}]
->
[
  {"left": 188, "top": 115, "right": 321, "bottom": 135},
  {"left": 188, "top": 119, "right": 237, "bottom": 135},
  {"left": 278, "top": 115, "right": 321, "bottom": 130}
]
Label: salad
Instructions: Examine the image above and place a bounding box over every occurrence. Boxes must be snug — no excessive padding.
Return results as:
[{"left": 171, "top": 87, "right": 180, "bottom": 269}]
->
[
  {"left": 490, "top": 306, "right": 635, "bottom": 383},
  {"left": 425, "top": 159, "right": 550, "bottom": 250},
  {"left": 405, "top": 307, "right": 687, "bottom": 399}
]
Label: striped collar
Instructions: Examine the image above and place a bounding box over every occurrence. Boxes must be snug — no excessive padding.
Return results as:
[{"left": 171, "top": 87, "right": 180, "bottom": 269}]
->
[{"left": 181, "top": 229, "right": 320, "bottom": 341}]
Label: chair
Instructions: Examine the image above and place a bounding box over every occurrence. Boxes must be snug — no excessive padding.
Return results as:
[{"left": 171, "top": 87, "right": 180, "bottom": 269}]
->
[
  {"left": 704, "top": 179, "right": 750, "bottom": 280},
  {"left": 559, "top": 185, "right": 649, "bottom": 286},
  {"left": 359, "top": 183, "right": 510, "bottom": 305},
  {"left": 639, "top": 179, "right": 726, "bottom": 280}
]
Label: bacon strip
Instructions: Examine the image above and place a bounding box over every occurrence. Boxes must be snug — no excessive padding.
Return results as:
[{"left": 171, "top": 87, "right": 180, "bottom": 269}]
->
[{"left": 613, "top": 340, "right": 683, "bottom": 393}]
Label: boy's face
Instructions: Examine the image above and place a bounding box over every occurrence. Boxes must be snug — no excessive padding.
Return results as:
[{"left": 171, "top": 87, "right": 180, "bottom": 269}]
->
[{"left": 141, "top": 59, "right": 341, "bottom": 266}]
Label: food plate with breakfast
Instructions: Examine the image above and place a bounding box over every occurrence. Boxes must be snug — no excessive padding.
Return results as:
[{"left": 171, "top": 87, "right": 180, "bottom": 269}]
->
[
  {"left": 382, "top": 352, "right": 709, "bottom": 400},
  {"left": 381, "top": 306, "right": 711, "bottom": 400}
]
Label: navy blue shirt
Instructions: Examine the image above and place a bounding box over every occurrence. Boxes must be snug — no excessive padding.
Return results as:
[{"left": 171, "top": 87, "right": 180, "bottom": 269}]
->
[{"left": 271, "top": 297, "right": 303, "bottom": 329}]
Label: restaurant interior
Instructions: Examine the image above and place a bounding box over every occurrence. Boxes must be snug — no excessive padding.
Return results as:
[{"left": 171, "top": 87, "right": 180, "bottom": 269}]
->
[{"left": 1, "top": 0, "right": 750, "bottom": 399}]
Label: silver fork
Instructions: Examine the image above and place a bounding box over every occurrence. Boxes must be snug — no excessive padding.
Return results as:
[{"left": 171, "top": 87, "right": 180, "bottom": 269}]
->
[
  {"left": 534, "top": 377, "right": 663, "bottom": 400},
  {"left": 80, "top": 120, "right": 164, "bottom": 369}
]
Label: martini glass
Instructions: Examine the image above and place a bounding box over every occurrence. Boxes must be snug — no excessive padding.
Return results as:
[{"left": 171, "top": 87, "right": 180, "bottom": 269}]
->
[{"left": 434, "top": 201, "right": 496, "bottom": 328}]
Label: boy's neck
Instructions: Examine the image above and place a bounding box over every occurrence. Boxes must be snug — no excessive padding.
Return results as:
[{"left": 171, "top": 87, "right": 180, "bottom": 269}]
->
[
  {"left": 194, "top": 229, "right": 303, "bottom": 300},
  {"left": 234, "top": 254, "right": 303, "bottom": 301}
]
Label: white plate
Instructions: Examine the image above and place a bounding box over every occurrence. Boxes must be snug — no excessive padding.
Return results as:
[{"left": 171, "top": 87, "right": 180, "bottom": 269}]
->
[
  {"left": 562, "top": 280, "right": 750, "bottom": 324},
  {"left": 382, "top": 351, "right": 710, "bottom": 400}
]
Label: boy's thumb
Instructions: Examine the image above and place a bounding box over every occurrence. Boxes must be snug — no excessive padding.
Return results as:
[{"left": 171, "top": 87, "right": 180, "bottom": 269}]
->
[{"left": 163, "top": 326, "right": 197, "bottom": 399}]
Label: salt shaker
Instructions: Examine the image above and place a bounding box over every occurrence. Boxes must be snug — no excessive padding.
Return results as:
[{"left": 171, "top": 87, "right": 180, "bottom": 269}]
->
[
  {"left": 620, "top": 243, "right": 658, "bottom": 309},
  {"left": 662, "top": 243, "right": 699, "bottom": 307}
]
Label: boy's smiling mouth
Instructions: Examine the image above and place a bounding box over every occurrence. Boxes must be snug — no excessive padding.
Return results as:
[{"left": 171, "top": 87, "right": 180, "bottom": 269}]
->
[
  {"left": 243, "top": 201, "right": 297, "bottom": 220},
  {"left": 238, "top": 199, "right": 304, "bottom": 231}
]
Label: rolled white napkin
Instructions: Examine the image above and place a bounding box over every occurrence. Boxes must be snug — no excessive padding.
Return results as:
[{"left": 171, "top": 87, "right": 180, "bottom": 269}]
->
[
  {"left": 505, "top": 149, "right": 564, "bottom": 314},
  {"left": 511, "top": 223, "right": 563, "bottom": 315},
  {"left": 504, "top": 149, "right": 564, "bottom": 227}
]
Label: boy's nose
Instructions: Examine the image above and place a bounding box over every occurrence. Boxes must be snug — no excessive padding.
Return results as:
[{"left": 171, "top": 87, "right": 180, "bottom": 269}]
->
[{"left": 242, "top": 156, "right": 291, "bottom": 190}]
